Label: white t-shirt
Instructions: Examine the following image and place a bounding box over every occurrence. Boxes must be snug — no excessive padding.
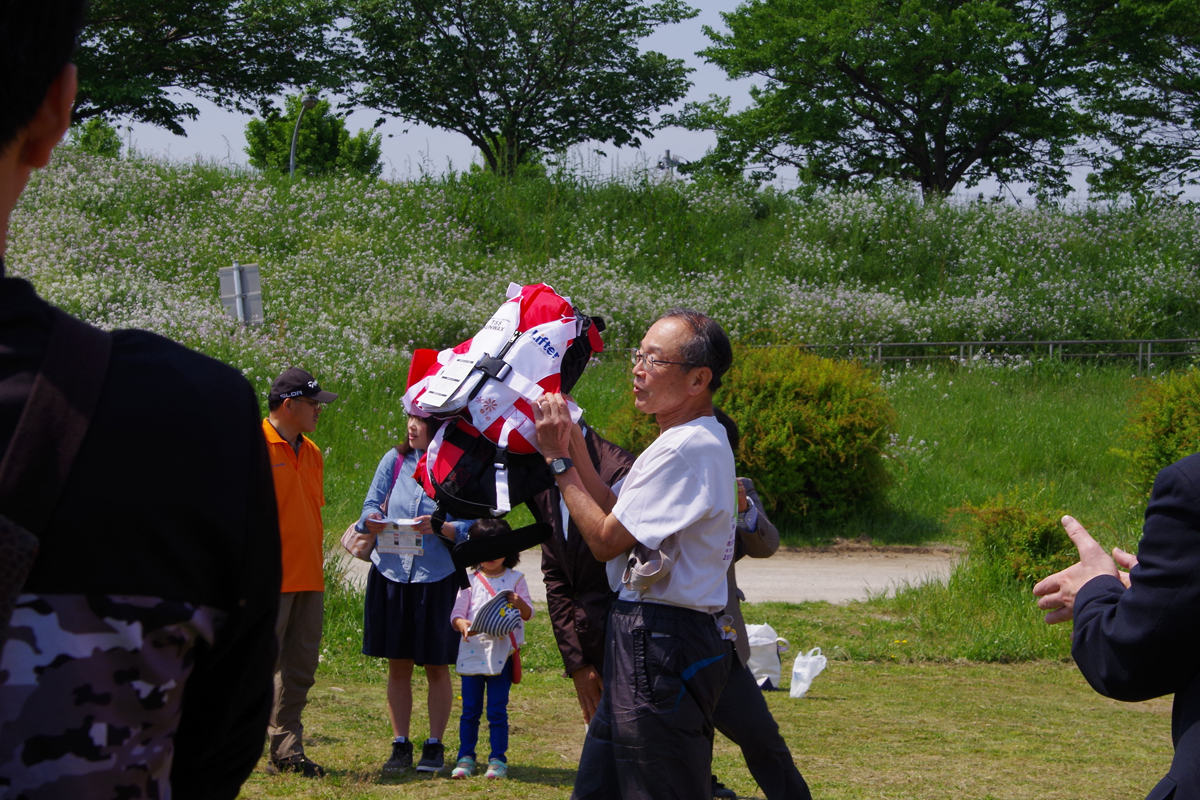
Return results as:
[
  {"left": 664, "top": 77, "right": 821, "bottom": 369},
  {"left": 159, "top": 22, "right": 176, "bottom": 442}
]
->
[
  {"left": 610, "top": 415, "right": 737, "bottom": 614},
  {"left": 451, "top": 568, "right": 533, "bottom": 676}
]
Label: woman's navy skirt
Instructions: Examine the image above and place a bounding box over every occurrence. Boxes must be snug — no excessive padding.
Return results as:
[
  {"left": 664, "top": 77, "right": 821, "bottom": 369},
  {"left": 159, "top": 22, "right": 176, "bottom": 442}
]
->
[{"left": 362, "top": 567, "right": 460, "bottom": 666}]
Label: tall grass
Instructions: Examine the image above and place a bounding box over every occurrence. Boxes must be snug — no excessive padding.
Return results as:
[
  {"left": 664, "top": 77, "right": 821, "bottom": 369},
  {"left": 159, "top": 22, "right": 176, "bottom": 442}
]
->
[{"left": 868, "top": 358, "right": 1144, "bottom": 545}]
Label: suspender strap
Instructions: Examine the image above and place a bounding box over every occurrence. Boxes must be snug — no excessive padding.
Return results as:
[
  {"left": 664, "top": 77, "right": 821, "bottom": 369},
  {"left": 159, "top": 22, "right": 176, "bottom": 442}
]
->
[{"left": 0, "top": 309, "right": 112, "bottom": 631}]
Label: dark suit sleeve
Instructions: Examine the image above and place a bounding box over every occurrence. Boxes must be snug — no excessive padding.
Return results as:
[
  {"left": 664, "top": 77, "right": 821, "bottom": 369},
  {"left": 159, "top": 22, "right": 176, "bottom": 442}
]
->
[
  {"left": 532, "top": 497, "right": 592, "bottom": 676},
  {"left": 738, "top": 478, "right": 780, "bottom": 560},
  {"left": 1073, "top": 457, "right": 1200, "bottom": 703},
  {"left": 171, "top": 383, "right": 282, "bottom": 799}
]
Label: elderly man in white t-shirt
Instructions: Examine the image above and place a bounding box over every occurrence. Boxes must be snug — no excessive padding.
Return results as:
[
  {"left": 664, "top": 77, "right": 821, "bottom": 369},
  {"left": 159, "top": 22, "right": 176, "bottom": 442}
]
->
[{"left": 534, "top": 308, "right": 737, "bottom": 800}]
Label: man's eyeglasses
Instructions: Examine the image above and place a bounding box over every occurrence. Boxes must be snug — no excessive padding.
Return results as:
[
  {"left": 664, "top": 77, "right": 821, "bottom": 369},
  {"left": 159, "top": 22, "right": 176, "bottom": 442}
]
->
[{"left": 631, "top": 350, "right": 694, "bottom": 372}]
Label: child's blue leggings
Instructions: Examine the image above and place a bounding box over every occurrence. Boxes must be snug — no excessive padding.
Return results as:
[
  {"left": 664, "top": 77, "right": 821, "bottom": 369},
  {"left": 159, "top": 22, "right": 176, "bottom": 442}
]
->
[{"left": 456, "top": 655, "right": 513, "bottom": 763}]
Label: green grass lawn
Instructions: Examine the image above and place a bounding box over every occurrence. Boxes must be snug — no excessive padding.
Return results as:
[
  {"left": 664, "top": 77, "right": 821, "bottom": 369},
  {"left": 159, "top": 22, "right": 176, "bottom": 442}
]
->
[
  {"left": 865, "top": 359, "right": 1144, "bottom": 547},
  {"left": 240, "top": 604, "right": 1173, "bottom": 799}
]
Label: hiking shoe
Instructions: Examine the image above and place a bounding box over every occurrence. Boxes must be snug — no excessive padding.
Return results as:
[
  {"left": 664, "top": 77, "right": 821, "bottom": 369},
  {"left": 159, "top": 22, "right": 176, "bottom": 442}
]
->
[
  {"left": 381, "top": 740, "right": 413, "bottom": 775},
  {"left": 450, "top": 756, "right": 476, "bottom": 779},
  {"left": 485, "top": 758, "right": 507, "bottom": 779},
  {"left": 712, "top": 775, "right": 737, "bottom": 799},
  {"left": 415, "top": 739, "right": 445, "bottom": 774},
  {"left": 266, "top": 753, "right": 326, "bottom": 778}
]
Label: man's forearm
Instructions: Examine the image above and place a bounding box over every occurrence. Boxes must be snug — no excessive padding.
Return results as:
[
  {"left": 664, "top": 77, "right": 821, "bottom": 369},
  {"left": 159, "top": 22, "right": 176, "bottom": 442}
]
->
[
  {"left": 568, "top": 428, "right": 617, "bottom": 514},
  {"left": 556, "top": 470, "right": 633, "bottom": 562}
]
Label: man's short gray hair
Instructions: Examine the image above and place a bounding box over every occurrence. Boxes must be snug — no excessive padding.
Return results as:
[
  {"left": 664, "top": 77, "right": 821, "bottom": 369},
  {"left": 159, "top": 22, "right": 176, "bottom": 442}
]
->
[{"left": 655, "top": 308, "right": 733, "bottom": 392}]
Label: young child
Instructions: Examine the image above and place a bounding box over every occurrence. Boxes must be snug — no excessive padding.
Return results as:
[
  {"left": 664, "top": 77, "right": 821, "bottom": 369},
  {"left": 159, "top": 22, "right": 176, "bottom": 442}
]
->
[{"left": 449, "top": 519, "right": 534, "bottom": 779}]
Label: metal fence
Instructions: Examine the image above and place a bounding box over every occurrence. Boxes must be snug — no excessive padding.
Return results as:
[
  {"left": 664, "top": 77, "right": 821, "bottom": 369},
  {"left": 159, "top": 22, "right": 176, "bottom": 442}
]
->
[
  {"left": 608, "top": 338, "right": 1200, "bottom": 375},
  {"left": 796, "top": 338, "right": 1200, "bottom": 374}
]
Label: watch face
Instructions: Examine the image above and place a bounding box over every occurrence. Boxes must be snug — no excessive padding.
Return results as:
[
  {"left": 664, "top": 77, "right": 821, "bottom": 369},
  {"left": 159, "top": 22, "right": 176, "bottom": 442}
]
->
[{"left": 552, "top": 457, "right": 572, "bottom": 475}]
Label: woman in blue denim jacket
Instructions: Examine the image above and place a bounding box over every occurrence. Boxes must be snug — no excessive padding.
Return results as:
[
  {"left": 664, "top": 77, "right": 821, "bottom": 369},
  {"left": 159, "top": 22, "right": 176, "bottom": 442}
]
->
[{"left": 356, "top": 414, "right": 471, "bottom": 776}]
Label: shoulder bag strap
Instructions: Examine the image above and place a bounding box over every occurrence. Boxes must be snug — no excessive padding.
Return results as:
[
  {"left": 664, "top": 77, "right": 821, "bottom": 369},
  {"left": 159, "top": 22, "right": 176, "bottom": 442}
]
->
[{"left": 0, "top": 309, "right": 112, "bottom": 631}]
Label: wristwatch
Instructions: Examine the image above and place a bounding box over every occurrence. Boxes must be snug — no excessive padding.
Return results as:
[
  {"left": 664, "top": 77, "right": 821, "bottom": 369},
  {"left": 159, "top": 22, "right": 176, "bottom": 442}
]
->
[{"left": 550, "top": 456, "right": 574, "bottom": 475}]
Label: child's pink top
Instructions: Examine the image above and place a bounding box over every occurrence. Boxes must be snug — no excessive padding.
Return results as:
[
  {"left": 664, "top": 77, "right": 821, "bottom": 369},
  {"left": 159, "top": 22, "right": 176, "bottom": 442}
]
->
[{"left": 451, "top": 567, "right": 535, "bottom": 676}]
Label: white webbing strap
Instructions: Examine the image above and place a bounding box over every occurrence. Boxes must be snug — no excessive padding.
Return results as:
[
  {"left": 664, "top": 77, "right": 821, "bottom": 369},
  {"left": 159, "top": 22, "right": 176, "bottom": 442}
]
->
[
  {"left": 502, "top": 370, "right": 544, "bottom": 404},
  {"left": 490, "top": 414, "right": 521, "bottom": 515}
]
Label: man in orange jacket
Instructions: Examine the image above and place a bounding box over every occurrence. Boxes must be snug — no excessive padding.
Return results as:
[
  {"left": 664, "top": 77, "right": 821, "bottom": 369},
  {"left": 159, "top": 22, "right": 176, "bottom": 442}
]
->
[{"left": 263, "top": 367, "right": 338, "bottom": 777}]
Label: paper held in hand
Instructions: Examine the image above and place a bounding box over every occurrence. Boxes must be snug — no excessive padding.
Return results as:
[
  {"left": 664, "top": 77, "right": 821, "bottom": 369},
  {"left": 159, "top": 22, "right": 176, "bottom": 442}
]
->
[{"left": 376, "top": 519, "right": 424, "bottom": 556}]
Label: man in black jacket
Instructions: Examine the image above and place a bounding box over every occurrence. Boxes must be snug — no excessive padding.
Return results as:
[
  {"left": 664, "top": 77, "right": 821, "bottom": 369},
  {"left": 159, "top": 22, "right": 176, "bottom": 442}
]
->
[
  {"left": 1034, "top": 453, "right": 1200, "bottom": 800},
  {"left": 0, "top": 5, "right": 281, "bottom": 798},
  {"left": 529, "top": 424, "right": 633, "bottom": 724}
]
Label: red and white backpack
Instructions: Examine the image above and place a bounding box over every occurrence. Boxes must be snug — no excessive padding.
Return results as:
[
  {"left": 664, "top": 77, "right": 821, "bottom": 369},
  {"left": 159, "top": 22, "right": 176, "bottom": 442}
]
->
[{"left": 403, "top": 282, "right": 605, "bottom": 517}]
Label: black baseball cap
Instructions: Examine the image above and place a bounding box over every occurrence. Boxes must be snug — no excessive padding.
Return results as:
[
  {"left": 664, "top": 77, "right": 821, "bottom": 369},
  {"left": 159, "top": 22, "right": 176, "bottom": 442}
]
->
[{"left": 270, "top": 367, "right": 338, "bottom": 403}]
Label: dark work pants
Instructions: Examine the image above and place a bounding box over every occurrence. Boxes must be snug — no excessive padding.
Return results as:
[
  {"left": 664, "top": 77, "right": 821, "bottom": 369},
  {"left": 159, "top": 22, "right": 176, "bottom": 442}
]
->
[
  {"left": 268, "top": 590, "right": 323, "bottom": 760},
  {"left": 571, "top": 600, "right": 732, "bottom": 800},
  {"left": 713, "top": 652, "right": 813, "bottom": 800}
]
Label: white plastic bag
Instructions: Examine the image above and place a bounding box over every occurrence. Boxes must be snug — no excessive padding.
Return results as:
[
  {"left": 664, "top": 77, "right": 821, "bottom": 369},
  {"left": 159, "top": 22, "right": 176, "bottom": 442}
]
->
[
  {"left": 745, "top": 623, "right": 790, "bottom": 690},
  {"left": 789, "top": 647, "right": 827, "bottom": 698}
]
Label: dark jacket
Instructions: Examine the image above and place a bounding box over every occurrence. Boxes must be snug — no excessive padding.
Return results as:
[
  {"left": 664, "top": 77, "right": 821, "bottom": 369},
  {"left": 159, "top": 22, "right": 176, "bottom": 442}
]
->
[
  {"left": 1073, "top": 452, "right": 1200, "bottom": 800},
  {"left": 0, "top": 271, "right": 280, "bottom": 800},
  {"left": 727, "top": 477, "right": 781, "bottom": 666},
  {"left": 529, "top": 428, "right": 633, "bottom": 676}
]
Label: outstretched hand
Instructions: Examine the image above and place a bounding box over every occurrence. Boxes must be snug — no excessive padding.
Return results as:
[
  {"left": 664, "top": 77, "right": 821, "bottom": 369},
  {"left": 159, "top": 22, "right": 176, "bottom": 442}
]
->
[{"left": 1032, "top": 515, "right": 1120, "bottom": 625}]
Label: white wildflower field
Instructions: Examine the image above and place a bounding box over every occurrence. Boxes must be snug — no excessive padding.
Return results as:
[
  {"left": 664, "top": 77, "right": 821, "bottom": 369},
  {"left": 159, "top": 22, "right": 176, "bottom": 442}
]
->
[{"left": 10, "top": 150, "right": 1200, "bottom": 400}]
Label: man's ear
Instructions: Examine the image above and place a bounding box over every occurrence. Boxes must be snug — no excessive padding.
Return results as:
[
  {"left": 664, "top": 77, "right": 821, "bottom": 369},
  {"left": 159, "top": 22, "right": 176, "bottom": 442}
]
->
[
  {"left": 21, "top": 64, "right": 77, "bottom": 169},
  {"left": 686, "top": 366, "right": 714, "bottom": 396}
]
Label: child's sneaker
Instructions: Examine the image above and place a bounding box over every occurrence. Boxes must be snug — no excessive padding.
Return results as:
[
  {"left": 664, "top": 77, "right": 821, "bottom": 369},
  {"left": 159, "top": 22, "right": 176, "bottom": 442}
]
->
[
  {"left": 415, "top": 739, "right": 445, "bottom": 774},
  {"left": 450, "top": 756, "right": 476, "bottom": 779},
  {"left": 485, "top": 758, "right": 507, "bottom": 779}
]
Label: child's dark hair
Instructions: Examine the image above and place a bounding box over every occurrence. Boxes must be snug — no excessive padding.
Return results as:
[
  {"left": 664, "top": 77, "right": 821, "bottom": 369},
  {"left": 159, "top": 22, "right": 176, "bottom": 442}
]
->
[{"left": 467, "top": 518, "right": 519, "bottom": 570}]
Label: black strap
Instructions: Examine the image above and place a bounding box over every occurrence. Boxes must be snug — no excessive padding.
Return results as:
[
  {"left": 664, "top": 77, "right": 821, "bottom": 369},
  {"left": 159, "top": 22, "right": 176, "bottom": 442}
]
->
[{"left": 0, "top": 309, "right": 111, "bottom": 631}]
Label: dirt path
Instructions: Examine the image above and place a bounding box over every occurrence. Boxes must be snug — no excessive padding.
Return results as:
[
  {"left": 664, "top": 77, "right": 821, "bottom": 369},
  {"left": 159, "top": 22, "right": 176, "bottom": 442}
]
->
[
  {"left": 521, "top": 542, "right": 960, "bottom": 604},
  {"left": 341, "top": 542, "right": 961, "bottom": 605}
]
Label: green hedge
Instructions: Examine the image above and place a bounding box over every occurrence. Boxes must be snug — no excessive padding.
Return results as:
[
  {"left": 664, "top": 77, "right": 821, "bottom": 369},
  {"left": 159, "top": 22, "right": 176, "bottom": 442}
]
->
[
  {"left": 950, "top": 488, "right": 1075, "bottom": 583},
  {"left": 1123, "top": 369, "right": 1200, "bottom": 498}
]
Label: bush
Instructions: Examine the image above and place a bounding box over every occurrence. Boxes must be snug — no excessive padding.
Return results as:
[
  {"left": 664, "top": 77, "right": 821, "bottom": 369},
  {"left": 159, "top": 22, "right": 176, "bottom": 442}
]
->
[
  {"left": 599, "top": 395, "right": 660, "bottom": 456},
  {"left": 717, "top": 347, "right": 894, "bottom": 522},
  {"left": 951, "top": 487, "right": 1075, "bottom": 583},
  {"left": 1123, "top": 369, "right": 1200, "bottom": 499},
  {"left": 601, "top": 347, "right": 895, "bottom": 524},
  {"left": 245, "top": 94, "right": 383, "bottom": 178},
  {"left": 68, "top": 117, "right": 122, "bottom": 158}
]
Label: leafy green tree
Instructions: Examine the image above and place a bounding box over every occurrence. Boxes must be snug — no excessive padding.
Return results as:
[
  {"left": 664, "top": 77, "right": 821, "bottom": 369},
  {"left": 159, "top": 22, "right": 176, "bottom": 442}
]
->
[
  {"left": 348, "top": 0, "right": 696, "bottom": 176},
  {"left": 1078, "top": 0, "right": 1200, "bottom": 196},
  {"left": 74, "top": 0, "right": 349, "bottom": 135},
  {"left": 676, "top": 0, "right": 1115, "bottom": 196},
  {"left": 68, "top": 118, "right": 123, "bottom": 158},
  {"left": 245, "top": 96, "right": 383, "bottom": 177}
]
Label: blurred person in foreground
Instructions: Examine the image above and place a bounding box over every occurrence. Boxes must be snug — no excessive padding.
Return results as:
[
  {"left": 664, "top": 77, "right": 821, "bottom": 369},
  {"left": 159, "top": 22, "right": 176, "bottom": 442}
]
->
[
  {"left": 1033, "top": 453, "right": 1200, "bottom": 800},
  {"left": 534, "top": 308, "right": 736, "bottom": 800},
  {"left": 0, "top": 4, "right": 281, "bottom": 798}
]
